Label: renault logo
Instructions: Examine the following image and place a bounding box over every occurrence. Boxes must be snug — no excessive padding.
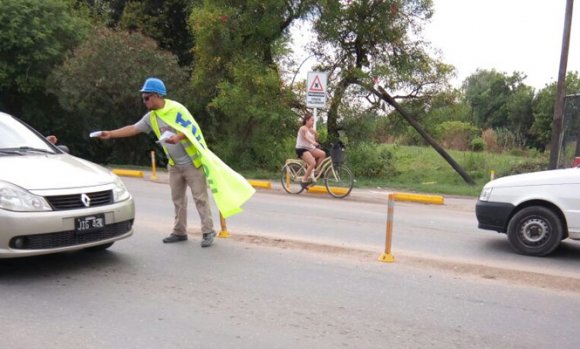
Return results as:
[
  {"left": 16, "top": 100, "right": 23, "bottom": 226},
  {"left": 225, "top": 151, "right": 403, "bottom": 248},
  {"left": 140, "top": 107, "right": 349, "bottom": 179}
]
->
[{"left": 81, "top": 193, "right": 91, "bottom": 207}]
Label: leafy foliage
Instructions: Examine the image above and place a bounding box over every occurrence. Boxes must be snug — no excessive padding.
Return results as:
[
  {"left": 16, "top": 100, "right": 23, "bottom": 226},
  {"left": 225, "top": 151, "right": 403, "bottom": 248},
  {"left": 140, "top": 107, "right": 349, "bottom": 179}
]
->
[
  {"left": 462, "top": 69, "right": 534, "bottom": 139},
  {"left": 209, "top": 58, "right": 298, "bottom": 170},
  {"left": 530, "top": 71, "right": 580, "bottom": 150},
  {"left": 433, "top": 121, "right": 479, "bottom": 151},
  {"left": 347, "top": 142, "right": 397, "bottom": 178},
  {"left": 48, "top": 27, "right": 191, "bottom": 164},
  {"left": 311, "top": 0, "right": 453, "bottom": 141},
  {"left": 119, "top": 0, "right": 199, "bottom": 66},
  {"left": 0, "top": 0, "right": 90, "bottom": 94},
  {"left": 0, "top": 0, "right": 90, "bottom": 131},
  {"left": 188, "top": 0, "right": 312, "bottom": 170}
]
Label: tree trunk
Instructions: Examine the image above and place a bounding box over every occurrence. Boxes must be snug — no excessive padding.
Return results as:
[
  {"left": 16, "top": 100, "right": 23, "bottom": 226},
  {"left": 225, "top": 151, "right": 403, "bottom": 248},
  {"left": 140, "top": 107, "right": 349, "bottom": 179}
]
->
[
  {"left": 326, "top": 78, "right": 350, "bottom": 143},
  {"left": 374, "top": 86, "right": 476, "bottom": 185}
]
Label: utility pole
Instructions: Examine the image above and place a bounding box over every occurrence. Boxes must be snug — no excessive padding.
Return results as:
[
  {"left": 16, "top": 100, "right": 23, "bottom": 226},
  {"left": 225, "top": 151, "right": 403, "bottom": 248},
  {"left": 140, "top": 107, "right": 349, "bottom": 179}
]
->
[{"left": 549, "top": 0, "right": 574, "bottom": 169}]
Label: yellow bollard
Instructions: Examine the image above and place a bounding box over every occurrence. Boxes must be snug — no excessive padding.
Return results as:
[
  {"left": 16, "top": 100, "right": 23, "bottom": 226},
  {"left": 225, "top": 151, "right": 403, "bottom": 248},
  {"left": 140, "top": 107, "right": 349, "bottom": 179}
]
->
[
  {"left": 150, "top": 150, "right": 157, "bottom": 180},
  {"left": 490, "top": 170, "right": 495, "bottom": 181},
  {"left": 378, "top": 193, "right": 396, "bottom": 263},
  {"left": 218, "top": 212, "right": 230, "bottom": 238}
]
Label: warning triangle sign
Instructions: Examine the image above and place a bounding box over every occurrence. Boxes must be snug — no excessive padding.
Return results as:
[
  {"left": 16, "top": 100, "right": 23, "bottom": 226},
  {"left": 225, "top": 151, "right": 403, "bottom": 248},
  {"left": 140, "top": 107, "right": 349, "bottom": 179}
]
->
[{"left": 308, "top": 75, "right": 324, "bottom": 92}]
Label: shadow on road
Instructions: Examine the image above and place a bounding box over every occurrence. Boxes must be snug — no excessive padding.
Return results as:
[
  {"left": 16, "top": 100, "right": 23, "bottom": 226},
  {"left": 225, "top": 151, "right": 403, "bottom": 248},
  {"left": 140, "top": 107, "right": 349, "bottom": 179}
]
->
[
  {"left": 0, "top": 250, "right": 127, "bottom": 281},
  {"left": 482, "top": 236, "right": 580, "bottom": 261},
  {"left": 550, "top": 241, "right": 580, "bottom": 260}
]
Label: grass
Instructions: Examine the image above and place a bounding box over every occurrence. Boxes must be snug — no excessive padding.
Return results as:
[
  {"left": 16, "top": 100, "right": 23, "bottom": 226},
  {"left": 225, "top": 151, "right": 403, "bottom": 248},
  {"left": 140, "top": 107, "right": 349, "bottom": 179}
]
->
[
  {"left": 355, "top": 144, "right": 549, "bottom": 197},
  {"left": 109, "top": 144, "right": 551, "bottom": 198},
  {"left": 242, "top": 144, "right": 550, "bottom": 198}
]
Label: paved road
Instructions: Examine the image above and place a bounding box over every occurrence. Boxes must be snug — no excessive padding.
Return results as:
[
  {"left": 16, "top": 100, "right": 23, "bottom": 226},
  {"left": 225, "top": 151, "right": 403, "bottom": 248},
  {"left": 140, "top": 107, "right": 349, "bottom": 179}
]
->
[
  {"left": 2, "top": 175, "right": 580, "bottom": 348},
  {"left": 1, "top": 231, "right": 580, "bottom": 348},
  {"left": 133, "top": 173, "right": 580, "bottom": 283}
]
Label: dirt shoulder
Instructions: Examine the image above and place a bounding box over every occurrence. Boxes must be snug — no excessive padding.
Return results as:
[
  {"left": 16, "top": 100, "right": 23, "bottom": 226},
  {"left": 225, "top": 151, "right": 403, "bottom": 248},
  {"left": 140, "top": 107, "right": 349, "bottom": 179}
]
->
[{"left": 221, "top": 233, "right": 580, "bottom": 294}]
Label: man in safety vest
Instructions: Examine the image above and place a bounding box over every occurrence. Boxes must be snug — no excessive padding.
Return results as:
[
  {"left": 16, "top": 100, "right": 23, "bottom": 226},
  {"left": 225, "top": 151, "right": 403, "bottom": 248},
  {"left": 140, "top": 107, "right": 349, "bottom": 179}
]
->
[{"left": 98, "top": 77, "right": 217, "bottom": 247}]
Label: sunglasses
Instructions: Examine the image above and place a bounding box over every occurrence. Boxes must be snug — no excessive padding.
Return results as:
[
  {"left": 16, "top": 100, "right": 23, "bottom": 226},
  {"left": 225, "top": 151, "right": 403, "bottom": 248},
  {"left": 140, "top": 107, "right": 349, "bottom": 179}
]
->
[{"left": 142, "top": 95, "right": 154, "bottom": 102}]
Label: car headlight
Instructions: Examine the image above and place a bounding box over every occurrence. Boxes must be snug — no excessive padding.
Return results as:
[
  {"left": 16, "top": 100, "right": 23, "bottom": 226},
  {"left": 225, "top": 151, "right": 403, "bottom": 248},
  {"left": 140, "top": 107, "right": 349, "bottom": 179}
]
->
[
  {"left": 113, "top": 175, "right": 131, "bottom": 202},
  {"left": 479, "top": 187, "right": 493, "bottom": 201},
  {"left": 0, "top": 181, "right": 52, "bottom": 212}
]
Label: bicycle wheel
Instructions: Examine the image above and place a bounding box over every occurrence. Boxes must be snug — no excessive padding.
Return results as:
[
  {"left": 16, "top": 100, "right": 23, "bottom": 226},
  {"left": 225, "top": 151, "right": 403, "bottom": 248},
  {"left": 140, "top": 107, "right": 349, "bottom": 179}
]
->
[
  {"left": 281, "top": 162, "right": 306, "bottom": 194},
  {"left": 324, "top": 164, "right": 354, "bottom": 198}
]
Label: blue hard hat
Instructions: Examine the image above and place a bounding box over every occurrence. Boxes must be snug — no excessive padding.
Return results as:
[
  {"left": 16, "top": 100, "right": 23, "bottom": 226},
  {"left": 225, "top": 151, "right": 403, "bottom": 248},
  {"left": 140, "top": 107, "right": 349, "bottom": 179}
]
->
[{"left": 139, "top": 77, "right": 166, "bottom": 96}]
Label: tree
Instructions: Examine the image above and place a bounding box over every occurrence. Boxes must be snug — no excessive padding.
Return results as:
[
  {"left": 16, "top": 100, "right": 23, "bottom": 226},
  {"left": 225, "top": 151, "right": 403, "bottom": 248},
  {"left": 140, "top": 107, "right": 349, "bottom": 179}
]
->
[
  {"left": 462, "top": 69, "right": 533, "bottom": 133},
  {"left": 306, "top": 1, "right": 476, "bottom": 183},
  {"left": 119, "top": 0, "right": 200, "bottom": 67},
  {"left": 310, "top": 0, "right": 452, "bottom": 140},
  {"left": 72, "top": 0, "right": 199, "bottom": 67},
  {"left": 531, "top": 71, "right": 580, "bottom": 151},
  {"left": 188, "top": 0, "right": 314, "bottom": 169},
  {"left": 381, "top": 89, "right": 471, "bottom": 145},
  {"left": 48, "top": 27, "right": 191, "bottom": 165},
  {"left": 0, "top": 0, "right": 90, "bottom": 130}
]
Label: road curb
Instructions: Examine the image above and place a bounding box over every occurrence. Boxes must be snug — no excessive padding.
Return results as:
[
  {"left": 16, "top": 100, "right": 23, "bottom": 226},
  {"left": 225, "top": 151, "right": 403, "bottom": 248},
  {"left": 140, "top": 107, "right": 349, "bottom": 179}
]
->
[
  {"left": 113, "top": 168, "right": 448, "bottom": 205},
  {"left": 247, "top": 179, "right": 272, "bottom": 189},
  {"left": 393, "top": 192, "right": 444, "bottom": 205},
  {"left": 112, "top": 169, "right": 144, "bottom": 178}
]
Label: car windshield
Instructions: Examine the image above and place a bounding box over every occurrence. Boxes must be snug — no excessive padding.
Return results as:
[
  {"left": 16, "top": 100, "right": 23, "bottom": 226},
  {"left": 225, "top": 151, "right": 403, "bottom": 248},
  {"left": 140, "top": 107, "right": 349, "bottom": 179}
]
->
[{"left": 0, "top": 113, "right": 56, "bottom": 155}]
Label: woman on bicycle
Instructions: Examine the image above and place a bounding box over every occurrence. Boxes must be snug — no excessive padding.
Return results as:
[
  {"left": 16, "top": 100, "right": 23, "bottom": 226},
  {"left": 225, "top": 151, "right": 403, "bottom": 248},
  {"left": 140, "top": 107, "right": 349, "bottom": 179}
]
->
[{"left": 295, "top": 113, "right": 326, "bottom": 187}]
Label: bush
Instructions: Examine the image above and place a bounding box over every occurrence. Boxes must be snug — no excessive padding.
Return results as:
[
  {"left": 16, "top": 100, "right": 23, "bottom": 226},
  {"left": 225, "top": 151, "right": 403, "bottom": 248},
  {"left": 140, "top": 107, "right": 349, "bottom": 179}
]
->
[
  {"left": 347, "top": 142, "right": 398, "bottom": 178},
  {"left": 482, "top": 128, "right": 499, "bottom": 152},
  {"left": 495, "top": 127, "right": 526, "bottom": 150},
  {"left": 505, "top": 159, "right": 548, "bottom": 176},
  {"left": 461, "top": 152, "right": 487, "bottom": 179},
  {"left": 434, "top": 121, "right": 479, "bottom": 150},
  {"left": 470, "top": 137, "right": 485, "bottom": 152}
]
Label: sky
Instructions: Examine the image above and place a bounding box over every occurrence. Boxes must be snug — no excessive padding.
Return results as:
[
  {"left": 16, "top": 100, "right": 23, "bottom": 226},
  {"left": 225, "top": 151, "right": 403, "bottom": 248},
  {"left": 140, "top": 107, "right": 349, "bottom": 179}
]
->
[
  {"left": 290, "top": 0, "right": 579, "bottom": 91},
  {"left": 424, "top": 0, "right": 579, "bottom": 90}
]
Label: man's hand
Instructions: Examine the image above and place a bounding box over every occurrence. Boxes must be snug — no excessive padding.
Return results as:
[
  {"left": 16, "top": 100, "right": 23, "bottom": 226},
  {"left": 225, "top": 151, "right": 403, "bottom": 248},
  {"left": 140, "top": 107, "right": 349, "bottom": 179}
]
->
[
  {"left": 165, "top": 133, "right": 184, "bottom": 144},
  {"left": 46, "top": 135, "right": 58, "bottom": 144},
  {"left": 99, "top": 131, "right": 112, "bottom": 140}
]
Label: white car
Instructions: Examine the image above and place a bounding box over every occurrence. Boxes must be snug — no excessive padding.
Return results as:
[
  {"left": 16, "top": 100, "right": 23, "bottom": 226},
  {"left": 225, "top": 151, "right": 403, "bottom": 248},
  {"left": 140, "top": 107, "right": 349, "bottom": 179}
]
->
[
  {"left": 0, "top": 112, "right": 135, "bottom": 258},
  {"left": 476, "top": 168, "right": 580, "bottom": 256}
]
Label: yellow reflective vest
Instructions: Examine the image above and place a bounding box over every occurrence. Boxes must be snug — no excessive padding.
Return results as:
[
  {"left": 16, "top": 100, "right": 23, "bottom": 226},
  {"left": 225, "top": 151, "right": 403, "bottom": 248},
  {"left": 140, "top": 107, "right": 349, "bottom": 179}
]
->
[{"left": 150, "top": 99, "right": 255, "bottom": 217}]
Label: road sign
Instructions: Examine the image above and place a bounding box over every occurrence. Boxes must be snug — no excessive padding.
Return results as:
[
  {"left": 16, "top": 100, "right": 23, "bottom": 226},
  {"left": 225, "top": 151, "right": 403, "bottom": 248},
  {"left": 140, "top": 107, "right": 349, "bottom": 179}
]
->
[{"left": 306, "top": 72, "right": 327, "bottom": 108}]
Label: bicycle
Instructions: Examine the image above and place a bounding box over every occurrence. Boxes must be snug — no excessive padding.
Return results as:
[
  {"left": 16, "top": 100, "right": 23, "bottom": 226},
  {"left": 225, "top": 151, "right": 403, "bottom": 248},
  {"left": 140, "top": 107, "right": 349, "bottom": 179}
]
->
[{"left": 280, "top": 147, "right": 354, "bottom": 198}]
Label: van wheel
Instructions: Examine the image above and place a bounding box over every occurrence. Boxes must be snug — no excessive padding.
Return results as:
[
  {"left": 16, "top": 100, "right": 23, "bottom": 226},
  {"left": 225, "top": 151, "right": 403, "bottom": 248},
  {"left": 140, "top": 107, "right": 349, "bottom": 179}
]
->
[
  {"left": 84, "top": 242, "right": 114, "bottom": 252},
  {"left": 506, "top": 206, "right": 563, "bottom": 256}
]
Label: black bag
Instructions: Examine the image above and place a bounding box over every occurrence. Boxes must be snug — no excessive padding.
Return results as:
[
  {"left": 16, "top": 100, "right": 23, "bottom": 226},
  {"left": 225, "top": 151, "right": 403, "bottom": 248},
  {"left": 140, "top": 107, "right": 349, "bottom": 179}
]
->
[{"left": 330, "top": 141, "right": 345, "bottom": 165}]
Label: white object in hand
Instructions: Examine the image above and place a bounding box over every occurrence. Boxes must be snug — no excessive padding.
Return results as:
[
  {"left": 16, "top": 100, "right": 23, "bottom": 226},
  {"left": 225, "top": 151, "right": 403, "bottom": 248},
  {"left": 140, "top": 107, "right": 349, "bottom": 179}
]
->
[
  {"left": 89, "top": 131, "right": 103, "bottom": 138},
  {"left": 157, "top": 131, "right": 176, "bottom": 144}
]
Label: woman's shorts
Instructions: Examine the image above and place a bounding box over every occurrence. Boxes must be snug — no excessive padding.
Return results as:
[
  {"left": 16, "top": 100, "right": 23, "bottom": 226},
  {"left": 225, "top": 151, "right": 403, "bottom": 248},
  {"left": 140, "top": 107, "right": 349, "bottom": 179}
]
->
[{"left": 295, "top": 148, "right": 309, "bottom": 158}]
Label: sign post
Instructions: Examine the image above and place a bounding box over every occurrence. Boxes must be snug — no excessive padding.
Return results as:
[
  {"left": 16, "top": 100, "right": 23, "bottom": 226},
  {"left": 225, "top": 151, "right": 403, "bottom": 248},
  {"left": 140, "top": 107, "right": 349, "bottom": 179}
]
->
[{"left": 306, "top": 71, "right": 328, "bottom": 130}]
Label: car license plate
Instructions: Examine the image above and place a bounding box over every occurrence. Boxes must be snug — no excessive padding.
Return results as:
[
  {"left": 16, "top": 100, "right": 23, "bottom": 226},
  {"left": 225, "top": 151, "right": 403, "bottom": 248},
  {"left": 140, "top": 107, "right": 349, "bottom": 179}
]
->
[{"left": 75, "top": 214, "right": 105, "bottom": 234}]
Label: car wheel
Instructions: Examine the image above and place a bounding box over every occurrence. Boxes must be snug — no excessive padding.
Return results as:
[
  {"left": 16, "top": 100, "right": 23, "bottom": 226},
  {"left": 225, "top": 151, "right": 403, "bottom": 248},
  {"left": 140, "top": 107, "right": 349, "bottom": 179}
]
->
[
  {"left": 84, "top": 242, "right": 114, "bottom": 252},
  {"left": 506, "top": 206, "right": 563, "bottom": 256}
]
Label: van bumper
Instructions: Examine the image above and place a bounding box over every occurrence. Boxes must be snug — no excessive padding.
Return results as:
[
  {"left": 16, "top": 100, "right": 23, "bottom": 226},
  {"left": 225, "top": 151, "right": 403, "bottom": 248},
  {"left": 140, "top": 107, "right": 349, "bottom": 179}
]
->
[{"left": 475, "top": 200, "right": 515, "bottom": 233}]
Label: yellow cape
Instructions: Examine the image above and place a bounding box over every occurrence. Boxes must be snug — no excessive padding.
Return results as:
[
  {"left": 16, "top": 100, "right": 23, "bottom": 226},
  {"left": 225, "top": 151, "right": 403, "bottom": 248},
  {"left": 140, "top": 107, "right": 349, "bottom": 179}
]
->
[{"left": 154, "top": 100, "right": 255, "bottom": 218}]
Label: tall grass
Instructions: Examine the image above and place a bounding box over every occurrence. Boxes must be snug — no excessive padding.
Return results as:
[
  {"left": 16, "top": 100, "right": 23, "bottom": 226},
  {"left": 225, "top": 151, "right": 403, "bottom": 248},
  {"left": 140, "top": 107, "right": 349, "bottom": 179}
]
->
[
  {"left": 351, "top": 144, "right": 548, "bottom": 196},
  {"left": 247, "top": 144, "right": 550, "bottom": 197},
  {"left": 115, "top": 144, "right": 551, "bottom": 198}
]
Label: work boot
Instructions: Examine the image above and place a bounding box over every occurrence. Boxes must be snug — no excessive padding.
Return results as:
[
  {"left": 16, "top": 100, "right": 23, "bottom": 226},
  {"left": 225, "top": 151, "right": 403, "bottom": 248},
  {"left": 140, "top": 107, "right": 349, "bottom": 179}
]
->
[
  {"left": 201, "top": 231, "right": 216, "bottom": 248},
  {"left": 163, "top": 234, "right": 188, "bottom": 243}
]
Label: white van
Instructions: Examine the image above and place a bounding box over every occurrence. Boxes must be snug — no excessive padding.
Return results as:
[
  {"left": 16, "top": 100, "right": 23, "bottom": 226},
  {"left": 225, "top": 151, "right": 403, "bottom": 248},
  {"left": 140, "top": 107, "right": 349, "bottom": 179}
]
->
[
  {"left": 0, "top": 112, "right": 135, "bottom": 258},
  {"left": 476, "top": 167, "right": 580, "bottom": 256}
]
